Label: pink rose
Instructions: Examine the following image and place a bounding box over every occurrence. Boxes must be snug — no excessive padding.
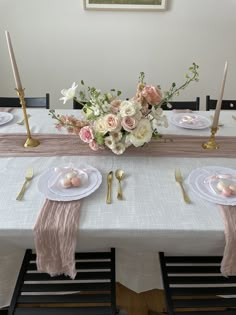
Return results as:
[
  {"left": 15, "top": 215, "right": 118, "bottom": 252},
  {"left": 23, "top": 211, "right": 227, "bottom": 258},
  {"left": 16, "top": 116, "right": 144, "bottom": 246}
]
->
[
  {"left": 104, "top": 114, "right": 121, "bottom": 131},
  {"left": 121, "top": 116, "right": 138, "bottom": 132},
  {"left": 79, "top": 126, "right": 94, "bottom": 143},
  {"left": 141, "top": 85, "right": 162, "bottom": 106},
  {"left": 89, "top": 140, "right": 99, "bottom": 151}
]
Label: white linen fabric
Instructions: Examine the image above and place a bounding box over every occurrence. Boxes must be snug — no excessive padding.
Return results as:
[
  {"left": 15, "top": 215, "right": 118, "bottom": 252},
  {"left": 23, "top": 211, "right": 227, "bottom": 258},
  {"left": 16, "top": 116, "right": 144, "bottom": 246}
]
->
[{"left": 0, "top": 109, "right": 235, "bottom": 307}]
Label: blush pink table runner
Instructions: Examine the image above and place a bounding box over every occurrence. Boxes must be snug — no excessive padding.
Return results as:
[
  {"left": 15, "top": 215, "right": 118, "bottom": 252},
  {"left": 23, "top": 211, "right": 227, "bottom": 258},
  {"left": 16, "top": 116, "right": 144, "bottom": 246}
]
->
[{"left": 0, "top": 133, "right": 236, "bottom": 157}]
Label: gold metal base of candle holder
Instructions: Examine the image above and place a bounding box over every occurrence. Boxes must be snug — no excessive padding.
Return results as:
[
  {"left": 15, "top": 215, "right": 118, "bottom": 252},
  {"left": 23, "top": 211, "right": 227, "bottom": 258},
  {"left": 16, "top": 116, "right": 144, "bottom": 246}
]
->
[
  {"left": 24, "top": 137, "right": 40, "bottom": 148},
  {"left": 202, "top": 127, "right": 219, "bottom": 150},
  {"left": 16, "top": 88, "right": 40, "bottom": 148}
]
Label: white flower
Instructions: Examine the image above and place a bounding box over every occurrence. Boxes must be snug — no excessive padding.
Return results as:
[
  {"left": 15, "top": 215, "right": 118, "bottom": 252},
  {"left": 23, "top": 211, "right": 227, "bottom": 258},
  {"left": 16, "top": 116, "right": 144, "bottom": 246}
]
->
[
  {"left": 59, "top": 82, "right": 78, "bottom": 104},
  {"left": 102, "top": 102, "right": 112, "bottom": 113},
  {"left": 94, "top": 117, "right": 107, "bottom": 134},
  {"left": 92, "top": 106, "right": 101, "bottom": 116},
  {"left": 111, "top": 142, "right": 126, "bottom": 155},
  {"left": 129, "top": 119, "right": 153, "bottom": 147},
  {"left": 110, "top": 131, "right": 123, "bottom": 142},
  {"left": 119, "top": 100, "right": 141, "bottom": 117},
  {"left": 104, "top": 135, "right": 116, "bottom": 149}
]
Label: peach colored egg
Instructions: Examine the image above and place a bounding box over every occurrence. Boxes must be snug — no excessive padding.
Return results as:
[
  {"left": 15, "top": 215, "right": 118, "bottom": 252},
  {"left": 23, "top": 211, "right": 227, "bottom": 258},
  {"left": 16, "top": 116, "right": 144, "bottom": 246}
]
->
[
  {"left": 229, "top": 185, "right": 236, "bottom": 195},
  {"left": 65, "top": 171, "right": 77, "bottom": 180},
  {"left": 61, "top": 178, "right": 72, "bottom": 188},
  {"left": 216, "top": 180, "right": 228, "bottom": 192},
  {"left": 221, "top": 187, "right": 232, "bottom": 197},
  {"left": 71, "top": 177, "right": 81, "bottom": 187}
]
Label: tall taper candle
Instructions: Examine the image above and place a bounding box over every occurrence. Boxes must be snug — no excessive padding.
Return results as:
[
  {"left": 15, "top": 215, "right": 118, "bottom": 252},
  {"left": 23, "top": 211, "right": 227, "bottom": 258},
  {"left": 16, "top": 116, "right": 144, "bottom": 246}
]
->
[
  {"left": 5, "top": 31, "right": 23, "bottom": 90},
  {"left": 212, "top": 61, "right": 228, "bottom": 128}
]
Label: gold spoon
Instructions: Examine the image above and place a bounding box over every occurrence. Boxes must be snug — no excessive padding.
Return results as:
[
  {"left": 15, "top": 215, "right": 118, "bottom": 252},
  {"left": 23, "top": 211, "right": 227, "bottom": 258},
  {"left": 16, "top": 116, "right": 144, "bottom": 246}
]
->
[{"left": 115, "top": 169, "right": 124, "bottom": 200}]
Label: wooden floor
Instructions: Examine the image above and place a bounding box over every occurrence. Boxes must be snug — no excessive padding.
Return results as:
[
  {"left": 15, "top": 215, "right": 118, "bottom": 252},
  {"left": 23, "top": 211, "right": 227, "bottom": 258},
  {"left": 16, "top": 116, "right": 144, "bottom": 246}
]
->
[{"left": 116, "top": 283, "right": 165, "bottom": 315}]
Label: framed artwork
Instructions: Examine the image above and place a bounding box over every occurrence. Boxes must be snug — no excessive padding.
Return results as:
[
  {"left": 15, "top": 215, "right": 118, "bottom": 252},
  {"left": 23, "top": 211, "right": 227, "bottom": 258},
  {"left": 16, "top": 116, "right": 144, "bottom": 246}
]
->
[{"left": 84, "top": 0, "right": 167, "bottom": 11}]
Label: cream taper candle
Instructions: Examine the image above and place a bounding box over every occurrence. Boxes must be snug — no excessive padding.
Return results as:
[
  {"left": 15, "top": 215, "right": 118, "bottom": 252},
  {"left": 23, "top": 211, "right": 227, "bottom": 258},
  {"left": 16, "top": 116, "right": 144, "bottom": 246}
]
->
[
  {"left": 212, "top": 61, "right": 228, "bottom": 128},
  {"left": 5, "top": 30, "right": 23, "bottom": 90}
]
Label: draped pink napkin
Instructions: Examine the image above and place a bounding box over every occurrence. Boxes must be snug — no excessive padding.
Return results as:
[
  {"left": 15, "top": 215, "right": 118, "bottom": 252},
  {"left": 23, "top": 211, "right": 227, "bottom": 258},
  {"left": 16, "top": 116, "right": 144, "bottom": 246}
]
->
[
  {"left": 219, "top": 205, "right": 236, "bottom": 276},
  {"left": 33, "top": 199, "right": 81, "bottom": 279},
  {"left": 172, "top": 109, "right": 193, "bottom": 113},
  {"left": 0, "top": 108, "right": 13, "bottom": 112}
]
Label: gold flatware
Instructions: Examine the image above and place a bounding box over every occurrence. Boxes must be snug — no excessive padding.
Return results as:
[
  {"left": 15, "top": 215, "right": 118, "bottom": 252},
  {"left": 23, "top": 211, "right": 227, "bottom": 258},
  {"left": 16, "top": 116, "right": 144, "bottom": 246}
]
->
[
  {"left": 175, "top": 169, "right": 191, "bottom": 204},
  {"left": 115, "top": 169, "right": 124, "bottom": 200},
  {"left": 17, "top": 114, "right": 31, "bottom": 125},
  {"left": 232, "top": 115, "right": 236, "bottom": 121},
  {"left": 106, "top": 171, "right": 113, "bottom": 204},
  {"left": 16, "top": 168, "right": 34, "bottom": 200}
]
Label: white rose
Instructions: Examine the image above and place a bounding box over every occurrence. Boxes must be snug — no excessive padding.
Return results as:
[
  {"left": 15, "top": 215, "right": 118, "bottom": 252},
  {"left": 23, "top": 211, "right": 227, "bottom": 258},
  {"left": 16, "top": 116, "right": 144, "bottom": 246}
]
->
[
  {"left": 120, "top": 101, "right": 136, "bottom": 117},
  {"left": 94, "top": 117, "right": 107, "bottom": 134},
  {"left": 129, "top": 119, "right": 153, "bottom": 147}
]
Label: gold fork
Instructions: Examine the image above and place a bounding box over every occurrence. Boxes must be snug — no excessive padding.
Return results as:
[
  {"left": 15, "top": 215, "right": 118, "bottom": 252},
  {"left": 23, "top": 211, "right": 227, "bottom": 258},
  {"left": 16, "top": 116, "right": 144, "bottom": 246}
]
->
[
  {"left": 16, "top": 168, "right": 34, "bottom": 200},
  {"left": 175, "top": 169, "right": 191, "bottom": 204},
  {"left": 17, "top": 114, "right": 31, "bottom": 125}
]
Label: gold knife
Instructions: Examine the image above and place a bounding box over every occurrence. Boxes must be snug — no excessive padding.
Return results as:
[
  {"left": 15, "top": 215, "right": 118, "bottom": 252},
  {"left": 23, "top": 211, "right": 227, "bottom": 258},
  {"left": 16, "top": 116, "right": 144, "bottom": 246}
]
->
[{"left": 106, "top": 171, "right": 113, "bottom": 204}]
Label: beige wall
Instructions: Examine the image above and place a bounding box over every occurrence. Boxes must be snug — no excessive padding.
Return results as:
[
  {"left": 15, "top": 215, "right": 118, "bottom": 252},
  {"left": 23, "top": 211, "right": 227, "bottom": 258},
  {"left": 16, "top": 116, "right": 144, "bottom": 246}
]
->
[{"left": 1, "top": 0, "right": 236, "bottom": 109}]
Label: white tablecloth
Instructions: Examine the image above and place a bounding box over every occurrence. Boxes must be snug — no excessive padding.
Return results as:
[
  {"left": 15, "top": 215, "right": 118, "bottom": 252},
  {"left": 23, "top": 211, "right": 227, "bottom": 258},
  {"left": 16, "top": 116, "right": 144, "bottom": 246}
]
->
[{"left": 0, "top": 108, "right": 235, "bottom": 307}]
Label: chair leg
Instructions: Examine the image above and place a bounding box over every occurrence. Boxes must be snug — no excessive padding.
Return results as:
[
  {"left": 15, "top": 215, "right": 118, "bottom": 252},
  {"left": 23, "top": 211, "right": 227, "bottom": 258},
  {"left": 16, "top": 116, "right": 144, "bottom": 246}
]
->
[{"left": 0, "top": 307, "right": 8, "bottom": 315}]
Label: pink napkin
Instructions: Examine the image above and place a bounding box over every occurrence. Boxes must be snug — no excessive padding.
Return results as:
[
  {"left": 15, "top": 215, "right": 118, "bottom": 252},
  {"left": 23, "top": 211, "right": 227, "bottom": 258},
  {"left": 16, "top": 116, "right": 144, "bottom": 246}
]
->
[
  {"left": 33, "top": 199, "right": 81, "bottom": 279},
  {"left": 0, "top": 108, "right": 13, "bottom": 112},
  {"left": 219, "top": 204, "right": 236, "bottom": 276},
  {"left": 172, "top": 109, "right": 192, "bottom": 113}
]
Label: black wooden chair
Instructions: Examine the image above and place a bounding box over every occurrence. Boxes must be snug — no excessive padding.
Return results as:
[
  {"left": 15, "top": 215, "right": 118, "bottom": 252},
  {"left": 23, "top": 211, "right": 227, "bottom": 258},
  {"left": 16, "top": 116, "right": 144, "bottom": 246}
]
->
[
  {"left": 159, "top": 252, "right": 236, "bottom": 314},
  {"left": 73, "top": 99, "right": 85, "bottom": 110},
  {"left": 161, "top": 97, "right": 200, "bottom": 111},
  {"left": 8, "top": 248, "right": 116, "bottom": 315},
  {"left": 206, "top": 95, "right": 236, "bottom": 111},
  {"left": 0, "top": 94, "right": 50, "bottom": 109}
]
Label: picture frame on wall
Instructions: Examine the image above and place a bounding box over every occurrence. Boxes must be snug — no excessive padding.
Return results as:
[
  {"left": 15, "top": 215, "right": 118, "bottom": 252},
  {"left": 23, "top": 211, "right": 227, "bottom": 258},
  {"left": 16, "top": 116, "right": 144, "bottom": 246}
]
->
[{"left": 84, "top": 0, "right": 167, "bottom": 11}]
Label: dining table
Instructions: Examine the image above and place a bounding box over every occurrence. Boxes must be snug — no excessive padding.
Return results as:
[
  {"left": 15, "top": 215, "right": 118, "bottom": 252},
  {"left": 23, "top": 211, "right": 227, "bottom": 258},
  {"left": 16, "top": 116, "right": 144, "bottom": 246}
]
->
[{"left": 0, "top": 108, "right": 235, "bottom": 308}]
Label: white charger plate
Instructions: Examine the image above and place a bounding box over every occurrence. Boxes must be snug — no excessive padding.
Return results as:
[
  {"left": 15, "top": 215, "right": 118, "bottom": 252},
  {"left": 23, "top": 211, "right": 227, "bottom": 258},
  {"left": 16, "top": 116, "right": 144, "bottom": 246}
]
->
[
  {"left": 187, "top": 166, "right": 236, "bottom": 205},
  {"left": 170, "top": 113, "right": 211, "bottom": 130},
  {"left": 38, "top": 166, "right": 102, "bottom": 201},
  {"left": 0, "top": 112, "right": 13, "bottom": 126}
]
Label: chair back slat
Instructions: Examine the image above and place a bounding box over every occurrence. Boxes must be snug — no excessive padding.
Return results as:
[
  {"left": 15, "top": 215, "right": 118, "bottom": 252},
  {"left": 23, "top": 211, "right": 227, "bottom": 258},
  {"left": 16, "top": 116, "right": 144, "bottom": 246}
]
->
[
  {"left": 159, "top": 252, "right": 236, "bottom": 314},
  {"left": 9, "top": 248, "right": 116, "bottom": 315},
  {"left": 0, "top": 94, "right": 50, "bottom": 109},
  {"left": 206, "top": 95, "right": 236, "bottom": 111},
  {"left": 14, "top": 307, "right": 112, "bottom": 315},
  {"left": 161, "top": 97, "right": 200, "bottom": 111}
]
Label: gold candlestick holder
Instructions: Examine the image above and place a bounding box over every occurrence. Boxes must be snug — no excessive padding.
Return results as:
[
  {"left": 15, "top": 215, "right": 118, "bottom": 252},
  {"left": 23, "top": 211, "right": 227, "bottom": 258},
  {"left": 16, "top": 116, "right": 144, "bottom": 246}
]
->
[
  {"left": 16, "top": 88, "right": 40, "bottom": 147},
  {"left": 202, "top": 126, "right": 219, "bottom": 150}
]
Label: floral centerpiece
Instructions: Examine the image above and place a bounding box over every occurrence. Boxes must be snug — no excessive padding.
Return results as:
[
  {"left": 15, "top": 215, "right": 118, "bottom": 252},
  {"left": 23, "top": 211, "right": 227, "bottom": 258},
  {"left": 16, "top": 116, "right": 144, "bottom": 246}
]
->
[{"left": 50, "top": 63, "right": 199, "bottom": 155}]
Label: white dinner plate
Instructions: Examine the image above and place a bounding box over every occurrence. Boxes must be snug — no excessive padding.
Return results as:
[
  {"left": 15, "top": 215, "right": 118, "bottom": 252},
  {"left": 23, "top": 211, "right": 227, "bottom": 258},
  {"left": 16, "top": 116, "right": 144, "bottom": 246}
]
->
[
  {"left": 170, "top": 113, "right": 211, "bottom": 129},
  {"left": 187, "top": 166, "right": 236, "bottom": 205},
  {"left": 38, "top": 165, "right": 102, "bottom": 201},
  {"left": 0, "top": 112, "right": 13, "bottom": 126}
]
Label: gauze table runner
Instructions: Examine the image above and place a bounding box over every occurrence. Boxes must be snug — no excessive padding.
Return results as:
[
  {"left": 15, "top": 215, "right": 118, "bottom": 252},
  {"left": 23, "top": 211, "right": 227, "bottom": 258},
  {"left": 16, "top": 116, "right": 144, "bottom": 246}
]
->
[{"left": 0, "top": 133, "right": 236, "bottom": 157}]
